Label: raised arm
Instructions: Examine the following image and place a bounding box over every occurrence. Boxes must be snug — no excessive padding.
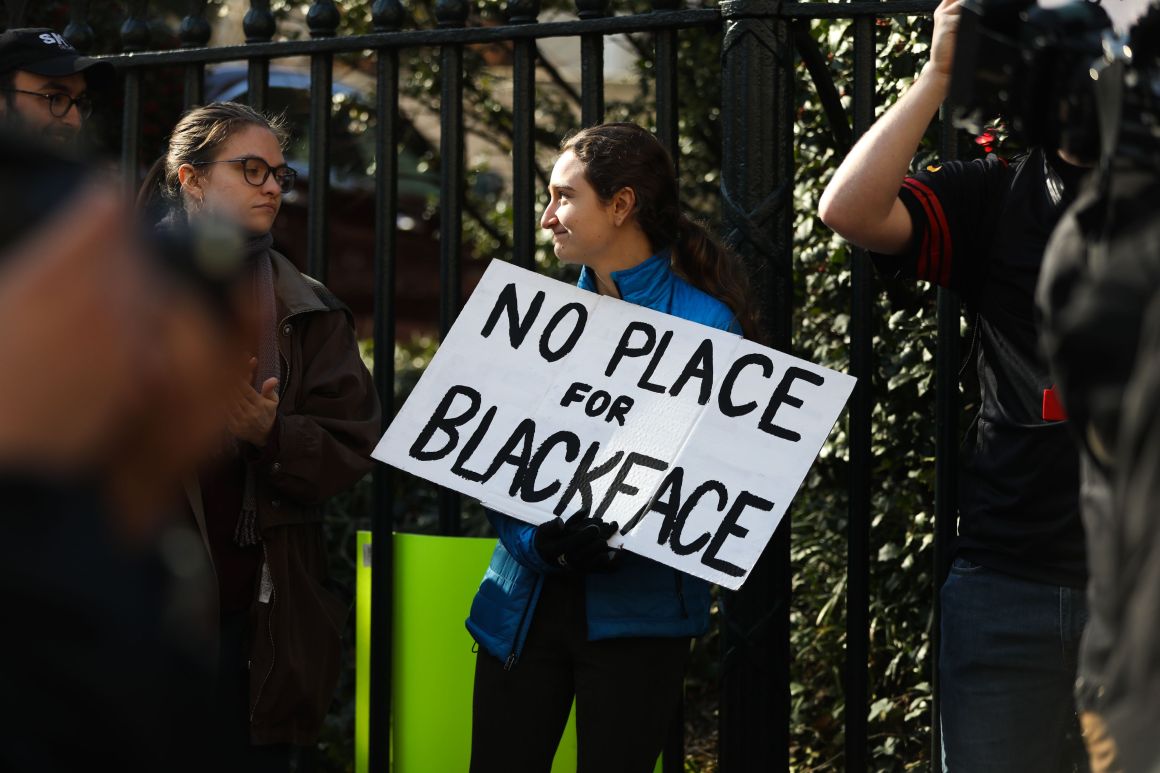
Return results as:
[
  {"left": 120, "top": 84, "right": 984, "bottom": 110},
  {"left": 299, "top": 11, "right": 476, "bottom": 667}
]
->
[{"left": 818, "top": 0, "right": 961, "bottom": 255}]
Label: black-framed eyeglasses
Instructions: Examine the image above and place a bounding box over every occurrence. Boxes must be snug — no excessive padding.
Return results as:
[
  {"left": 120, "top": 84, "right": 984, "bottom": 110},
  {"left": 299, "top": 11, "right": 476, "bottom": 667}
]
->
[
  {"left": 191, "top": 156, "right": 298, "bottom": 193},
  {"left": 1, "top": 89, "right": 92, "bottom": 120}
]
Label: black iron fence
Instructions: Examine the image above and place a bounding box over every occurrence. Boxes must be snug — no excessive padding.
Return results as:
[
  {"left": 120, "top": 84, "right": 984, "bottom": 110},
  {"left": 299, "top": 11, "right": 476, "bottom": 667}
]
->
[{"left": 3, "top": 0, "right": 957, "bottom": 769}]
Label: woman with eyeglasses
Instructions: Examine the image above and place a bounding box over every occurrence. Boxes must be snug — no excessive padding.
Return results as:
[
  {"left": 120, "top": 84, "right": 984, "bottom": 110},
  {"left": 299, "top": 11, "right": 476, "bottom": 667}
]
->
[{"left": 139, "top": 101, "right": 381, "bottom": 771}]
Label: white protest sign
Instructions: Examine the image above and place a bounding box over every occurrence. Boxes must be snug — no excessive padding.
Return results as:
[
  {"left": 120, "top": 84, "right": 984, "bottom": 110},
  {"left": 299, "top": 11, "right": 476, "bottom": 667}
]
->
[{"left": 373, "top": 260, "right": 855, "bottom": 589}]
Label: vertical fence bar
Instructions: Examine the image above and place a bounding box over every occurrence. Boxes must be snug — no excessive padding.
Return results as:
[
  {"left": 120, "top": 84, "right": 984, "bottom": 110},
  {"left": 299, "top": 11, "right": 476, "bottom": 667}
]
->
[
  {"left": 931, "top": 103, "right": 961, "bottom": 771},
  {"left": 63, "top": 0, "right": 95, "bottom": 52},
  {"left": 718, "top": 2, "right": 793, "bottom": 770},
  {"left": 120, "top": 1, "right": 150, "bottom": 196},
  {"left": 845, "top": 14, "right": 876, "bottom": 773},
  {"left": 656, "top": 7, "right": 683, "bottom": 764},
  {"left": 575, "top": 0, "right": 607, "bottom": 126},
  {"left": 435, "top": 0, "right": 468, "bottom": 536},
  {"left": 652, "top": 0, "right": 679, "bottom": 171},
  {"left": 244, "top": 0, "right": 274, "bottom": 112},
  {"left": 179, "top": 0, "right": 210, "bottom": 110},
  {"left": 508, "top": 0, "right": 540, "bottom": 271},
  {"left": 653, "top": 10, "right": 683, "bottom": 767},
  {"left": 368, "top": 4, "right": 402, "bottom": 772},
  {"left": 306, "top": 1, "right": 338, "bottom": 282}
]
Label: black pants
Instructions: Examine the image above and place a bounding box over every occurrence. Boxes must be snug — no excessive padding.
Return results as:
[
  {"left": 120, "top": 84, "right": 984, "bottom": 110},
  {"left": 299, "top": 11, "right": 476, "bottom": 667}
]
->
[
  {"left": 214, "top": 611, "right": 292, "bottom": 773},
  {"left": 470, "top": 575, "right": 690, "bottom": 773}
]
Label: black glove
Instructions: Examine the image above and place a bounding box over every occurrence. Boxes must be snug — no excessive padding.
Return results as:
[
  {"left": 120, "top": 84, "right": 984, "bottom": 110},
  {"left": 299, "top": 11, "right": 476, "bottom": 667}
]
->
[{"left": 534, "top": 512, "right": 621, "bottom": 573}]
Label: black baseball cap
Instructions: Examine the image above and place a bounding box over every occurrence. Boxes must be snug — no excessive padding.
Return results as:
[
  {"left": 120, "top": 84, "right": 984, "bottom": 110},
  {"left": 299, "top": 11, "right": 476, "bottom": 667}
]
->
[{"left": 0, "top": 28, "right": 112, "bottom": 80}]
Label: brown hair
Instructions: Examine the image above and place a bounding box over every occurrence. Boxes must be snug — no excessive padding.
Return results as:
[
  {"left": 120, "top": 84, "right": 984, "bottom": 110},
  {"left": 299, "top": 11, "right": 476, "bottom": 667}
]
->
[
  {"left": 137, "top": 101, "right": 289, "bottom": 218},
  {"left": 561, "top": 122, "right": 762, "bottom": 340}
]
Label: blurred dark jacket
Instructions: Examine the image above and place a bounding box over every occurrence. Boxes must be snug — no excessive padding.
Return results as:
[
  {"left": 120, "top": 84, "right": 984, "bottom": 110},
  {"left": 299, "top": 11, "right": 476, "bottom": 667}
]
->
[
  {"left": 1037, "top": 160, "right": 1160, "bottom": 768},
  {"left": 187, "top": 248, "right": 380, "bottom": 745},
  {"left": 1106, "top": 292, "right": 1160, "bottom": 772}
]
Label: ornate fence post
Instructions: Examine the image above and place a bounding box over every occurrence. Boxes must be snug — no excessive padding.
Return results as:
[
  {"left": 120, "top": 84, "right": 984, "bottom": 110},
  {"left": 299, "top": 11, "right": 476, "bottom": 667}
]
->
[
  {"left": 120, "top": 1, "right": 151, "bottom": 195},
  {"left": 63, "top": 1, "right": 95, "bottom": 52},
  {"left": 574, "top": 0, "right": 607, "bottom": 126},
  {"left": 718, "top": 0, "right": 793, "bottom": 770},
  {"left": 306, "top": 0, "right": 339, "bottom": 282},
  {"left": 179, "top": 0, "right": 211, "bottom": 108},
  {"left": 846, "top": 14, "right": 876, "bottom": 771},
  {"left": 651, "top": 0, "right": 679, "bottom": 169},
  {"left": 244, "top": 1, "right": 275, "bottom": 111},
  {"left": 434, "top": 0, "right": 468, "bottom": 535},
  {"left": 507, "top": 0, "right": 541, "bottom": 270}
]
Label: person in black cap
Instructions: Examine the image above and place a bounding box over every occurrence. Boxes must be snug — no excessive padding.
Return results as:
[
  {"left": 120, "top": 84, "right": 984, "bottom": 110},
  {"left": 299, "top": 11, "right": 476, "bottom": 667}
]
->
[{"left": 0, "top": 27, "right": 111, "bottom": 146}]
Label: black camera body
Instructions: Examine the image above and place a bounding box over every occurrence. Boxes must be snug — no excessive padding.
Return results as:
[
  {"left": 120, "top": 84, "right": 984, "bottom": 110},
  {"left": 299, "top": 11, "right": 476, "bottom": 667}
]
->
[
  {"left": 948, "top": 0, "right": 1160, "bottom": 169},
  {"left": 948, "top": 0, "right": 1113, "bottom": 158}
]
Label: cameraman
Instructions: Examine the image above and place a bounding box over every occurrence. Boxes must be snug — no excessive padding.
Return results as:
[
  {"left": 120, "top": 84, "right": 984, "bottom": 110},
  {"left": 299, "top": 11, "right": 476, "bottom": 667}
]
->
[{"left": 819, "top": 0, "right": 1088, "bottom": 769}]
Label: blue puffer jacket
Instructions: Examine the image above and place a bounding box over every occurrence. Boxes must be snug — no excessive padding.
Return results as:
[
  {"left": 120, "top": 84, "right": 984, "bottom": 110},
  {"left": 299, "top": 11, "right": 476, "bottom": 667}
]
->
[{"left": 466, "top": 250, "right": 740, "bottom": 666}]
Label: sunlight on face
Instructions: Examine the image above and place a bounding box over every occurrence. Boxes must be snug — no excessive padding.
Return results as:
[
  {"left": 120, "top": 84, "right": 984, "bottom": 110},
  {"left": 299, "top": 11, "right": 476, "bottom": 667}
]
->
[
  {"left": 188, "top": 123, "right": 286, "bottom": 236},
  {"left": 540, "top": 150, "right": 616, "bottom": 267}
]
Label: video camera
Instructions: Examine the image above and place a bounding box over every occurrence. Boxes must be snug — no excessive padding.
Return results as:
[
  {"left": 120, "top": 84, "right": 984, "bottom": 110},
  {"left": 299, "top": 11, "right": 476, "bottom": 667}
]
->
[{"left": 949, "top": 0, "right": 1160, "bottom": 166}]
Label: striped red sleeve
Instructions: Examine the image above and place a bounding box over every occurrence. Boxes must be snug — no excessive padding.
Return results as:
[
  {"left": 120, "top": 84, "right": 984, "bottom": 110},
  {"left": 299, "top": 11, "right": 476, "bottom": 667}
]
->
[{"left": 901, "top": 177, "right": 954, "bottom": 287}]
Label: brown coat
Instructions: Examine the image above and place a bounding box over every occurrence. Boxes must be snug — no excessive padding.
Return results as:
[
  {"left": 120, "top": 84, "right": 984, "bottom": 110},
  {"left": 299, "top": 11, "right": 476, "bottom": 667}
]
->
[{"left": 187, "top": 249, "right": 381, "bottom": 745}]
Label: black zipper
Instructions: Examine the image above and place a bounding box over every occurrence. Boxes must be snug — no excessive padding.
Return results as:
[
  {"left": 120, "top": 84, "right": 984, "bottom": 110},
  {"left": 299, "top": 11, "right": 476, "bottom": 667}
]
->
[
  {"left": 675, "top": 571, "right": 688, "bottom": 618},
  {"left": 504, "top": 576, "right": 541, "bottom": 670}
]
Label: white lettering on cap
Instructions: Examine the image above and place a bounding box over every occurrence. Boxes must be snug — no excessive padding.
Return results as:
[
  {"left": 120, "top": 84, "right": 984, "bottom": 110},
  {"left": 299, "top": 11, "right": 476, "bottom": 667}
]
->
[{"left": 38, "top": 32, "right": 74, "bottom": 50}]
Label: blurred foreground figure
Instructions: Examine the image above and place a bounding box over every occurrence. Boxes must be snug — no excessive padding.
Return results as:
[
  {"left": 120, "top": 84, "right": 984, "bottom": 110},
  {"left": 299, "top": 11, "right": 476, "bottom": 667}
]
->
[
  {"left": 0, "top": 133, "right": 250, "bottom": 772},
  {"left": 1107, "top": 294, "right": 1160, "bottom": 773},
  {"left": 1032, "top": 5, "right": 1160, "bottom": 770},
  {"left": 1039, "top": 155, "right": 1160, "bottom": 773}
]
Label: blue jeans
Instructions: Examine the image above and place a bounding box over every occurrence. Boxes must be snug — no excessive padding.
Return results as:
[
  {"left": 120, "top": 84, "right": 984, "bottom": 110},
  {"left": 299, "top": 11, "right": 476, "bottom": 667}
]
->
[{"left": 940, "top": 557, "right": 1089, "bottom": 773}]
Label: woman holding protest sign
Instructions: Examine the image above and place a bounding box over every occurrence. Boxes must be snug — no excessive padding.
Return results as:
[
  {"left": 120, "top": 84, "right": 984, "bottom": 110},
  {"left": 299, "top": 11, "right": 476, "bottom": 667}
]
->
[
  {"left": 468, "top": 122, "right": 760, "bottom": 773},
  {"left": 139, "top": 102, "right": 380, "bottom": 770}
]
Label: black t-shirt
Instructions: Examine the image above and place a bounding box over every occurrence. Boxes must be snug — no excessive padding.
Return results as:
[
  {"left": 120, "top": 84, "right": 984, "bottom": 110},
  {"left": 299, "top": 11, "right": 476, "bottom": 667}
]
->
[{"left": 871, "top": 148, "right": 1086, "bottom": 588}]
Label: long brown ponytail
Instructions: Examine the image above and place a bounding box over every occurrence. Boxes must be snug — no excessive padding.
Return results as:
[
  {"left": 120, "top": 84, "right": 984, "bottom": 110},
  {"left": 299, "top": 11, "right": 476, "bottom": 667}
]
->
[{"left": 561, "top": 122, "right": 762, "bottom": 341}]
